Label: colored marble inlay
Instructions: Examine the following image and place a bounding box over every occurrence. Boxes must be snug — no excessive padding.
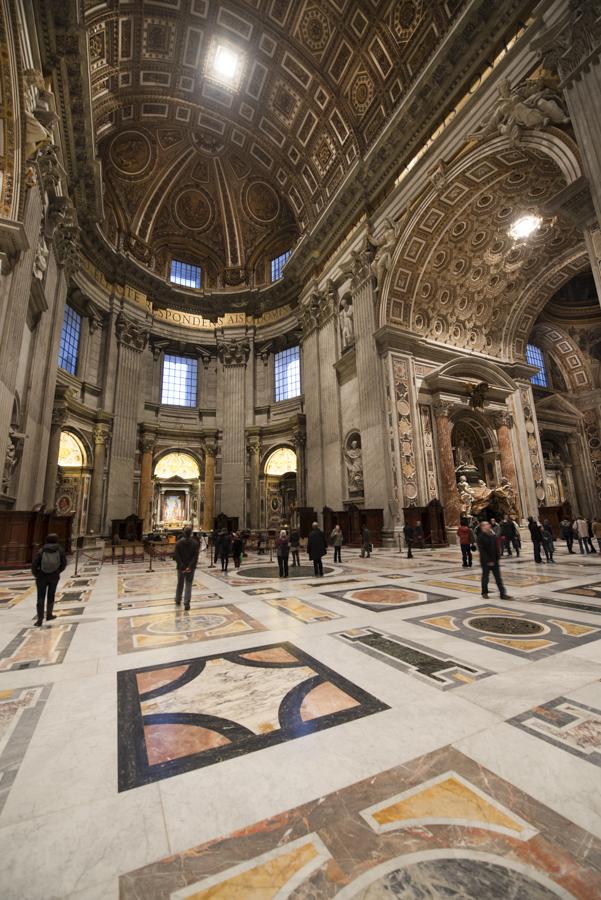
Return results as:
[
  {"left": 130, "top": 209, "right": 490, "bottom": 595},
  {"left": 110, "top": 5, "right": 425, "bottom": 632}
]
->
[
  {"left": 0, "top": 624, "right": 78, "bottom": 671},
  {"left": 529, "top": 597, "right": 601, "bottom": 615},
  {"left": 120, "top": 744, "right": 601, "bottom": 898},
  {"left": 117, "top": 604, "right": 266, "bottom": 654},
  {"left": 556, "top": 582, "right": 601, "bottom": 599},
  {"left": 118, "top": 594, "right": 223, "bottom": 611},
  {"left": 335, "top": 627, "right": 491, "bottom": 689},
  {"left": 423, "top": 580, "right": 482, "bottom": 594},
  {"left": 55, "top": 589, "right": 91, "bottom": 604},
  {"left": 237, "top": 565, "right": 335, "bottom": 580},
  {"left": 117, "top": 642, "right": 388, "bottom": 790},
  {"left": 410, "top": 605, "right": 601, "bottom": 660},
  {"left": 323, "top": 584, "right": 450, "bottom": 612},
  {"left": 0, "top": 582, "right": 34, "bottom": 609},
  {"left": 0, "top": 684, "right": 52, "bottom": 815},
  {"left": 264, "top": 597, "right": 340, "bottom": 623},
  {"left": 119, "top": 573, "right": 204, "bottom": 597},
  {"left": 242, "top": 588, "right": 281, "bottom": 596},
  {"left": 31, "top": 606, "right": 84, "bottom": 623},
  {"left": 509, "top": 697, "right": 601, "bottom": 767}
]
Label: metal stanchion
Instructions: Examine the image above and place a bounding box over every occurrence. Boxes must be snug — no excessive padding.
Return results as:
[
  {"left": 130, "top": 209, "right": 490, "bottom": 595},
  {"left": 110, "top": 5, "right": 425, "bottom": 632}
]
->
[
  {"left": 146, "top": 543, "right": 154, "bottom": 573},
  {"left": 74, "top": 544, "right": 80, "bottom": 576},
  {"left": 208, "top": 536, "right": 215, "bottom": 569}
]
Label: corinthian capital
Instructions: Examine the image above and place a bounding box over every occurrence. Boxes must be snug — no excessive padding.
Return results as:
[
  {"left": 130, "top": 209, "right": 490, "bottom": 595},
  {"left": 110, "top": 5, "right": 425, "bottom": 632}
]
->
[
  {"left": 246, "top": 436, "right": 261, "bottom": 457},
  {"left": 115, "top": 312, "right": 149, "bottom": 352},
  {"left": 139, "top": 432, "right": 156, "bottom": 454},
  {"left": 432, "top": 399, "right": 454, "bottom": 419},
  {"left": 93, "top": 423, "right": 111, "bottom": 446},
  {"left": 492, "top": 412, "right": 514, "bottom": 430},
  {"left": 217, "top": 339, "right": 250, "bottom": 367}
]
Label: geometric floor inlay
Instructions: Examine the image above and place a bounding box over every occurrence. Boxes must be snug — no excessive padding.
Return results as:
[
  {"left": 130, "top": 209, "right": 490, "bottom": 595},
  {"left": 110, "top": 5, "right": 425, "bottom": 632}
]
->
[
  {"left": 118, "top": 594, "right": 223, "bottom": 611},
  {"left": 117, "top": 605, "right": 266, "bottom": 654},
  {"left": 118, "top": 573, "right": 205, "bottom": 597},
  {"left": 408, "top": 605, "right": 601, "bottom": 660},
  {"left": 117, "top": 642, "right": 389, "bottom": 790},
  {"left": 0, "top": 683, "right": 52, "bottom": 815},
  {"left": 0, "top": 624, "right": 78, "bottom": 670},
  {"left": 0, "top": 582, "right": 35, "bottom": 609},
  {"left": 509, "top": 696, "right": 601, "bottom": 767},
  {"left": 264, "top": 596, "right": 340, "bottom": 623},
  {"left": 323, "top": 585, "right": 451, "bottom": 612},
  {"left": 119, "top": 744, "right": 601, "bottom": 897},
  {"left": 335, "top": 627, "right": 492, "bottom": 689}
]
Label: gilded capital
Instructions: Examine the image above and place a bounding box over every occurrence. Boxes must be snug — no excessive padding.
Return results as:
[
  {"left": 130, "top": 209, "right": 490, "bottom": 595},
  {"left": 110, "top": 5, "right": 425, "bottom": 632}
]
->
[
  {"left": 93, "top": 423, "right": 111, "bottom": 446},
  {"left": 115, "top": 312, "right": 149, "bottom": 352},
  {"left": 492, "top": 412, "right": 514, "bottom": 430},
  {"left": 217, "top": 339, "right": 250, "bottom": 368}
]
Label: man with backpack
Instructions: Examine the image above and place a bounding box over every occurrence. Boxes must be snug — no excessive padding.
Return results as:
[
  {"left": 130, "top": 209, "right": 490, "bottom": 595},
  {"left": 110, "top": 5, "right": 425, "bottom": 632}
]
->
[
  {"left": 31, "top": 533, "right": 67, "bottom": 626},
  {"left": 174, "top": 525, "right": 199, "bottom": 609}
]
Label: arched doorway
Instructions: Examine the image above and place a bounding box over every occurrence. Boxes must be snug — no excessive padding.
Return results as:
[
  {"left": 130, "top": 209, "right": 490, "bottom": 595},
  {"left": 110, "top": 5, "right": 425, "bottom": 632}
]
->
[
  {"left": 153, "top": 452, "right": 202, "bottom": 532},
  {"left": 263, "top": 447, "right": 297, "bottom": 529},
  {"left": 56, "top": 431, "right": 90, "bottom": 537}
]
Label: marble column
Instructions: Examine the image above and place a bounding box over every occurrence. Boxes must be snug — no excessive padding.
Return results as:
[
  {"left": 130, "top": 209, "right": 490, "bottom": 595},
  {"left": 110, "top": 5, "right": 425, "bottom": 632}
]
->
[
  {"left": 106, "top": 313, "right": 149, "bottom": 521},
  {"left": 137, "top": 431, "right": 156, "bottom": 534},
  {"left": 568, "top": 433, "right": 590, "bottom": 516},
  {"left": 202, "top": 440, "right": 216, "bottom": 530},
  {"left": 217, "top": 339, "right": 250, "bottom": 522},
  {"left": 351, "top": 268, "right": 392, "bottom": 523},
  {"left": 433, "top": 401, "right": 462, "bottom": 527},
  {"left": 246, "top": 436, "right": 261, "bottom": 530},
  {"left": 493, "top": 412, "right": 521, "bottom": 517},
  {"left": 292, "top": 430, "right": 307, "bottom": 506},
  {"left": 43, "top": 405, "right": 67, "bottom": 509},
  {"left": 88, "top": 423, "right": 110, "bottom": 534}
]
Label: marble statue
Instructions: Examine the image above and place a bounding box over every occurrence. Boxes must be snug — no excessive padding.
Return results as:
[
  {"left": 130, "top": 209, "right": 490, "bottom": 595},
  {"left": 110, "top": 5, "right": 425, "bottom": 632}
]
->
[
  {"left": 468, "top": 76, "right": 569, "bottom": 146},
  {"left": 368, "top": 217, "right": 402, "bottom": 288},
  {"left": 2, "top": 436, "right": 18, "bottom": 494},
  {"left": 498, "top": 476, "right": 518, "bottom": 516},
  {"left": 454, "top": 438, "right": 477, "bottom": 472},
  {"left": 345, "top": 438, "right": 364, "bottom": 494},
  {"left": 457, "top": 475, "right": 475, "bottom": 515},
  {"left": 33, "top": 233, "right": 49, "bottom": 280},
  {"left": 339, "top": 296, "right": 354, "bottom": 349}
]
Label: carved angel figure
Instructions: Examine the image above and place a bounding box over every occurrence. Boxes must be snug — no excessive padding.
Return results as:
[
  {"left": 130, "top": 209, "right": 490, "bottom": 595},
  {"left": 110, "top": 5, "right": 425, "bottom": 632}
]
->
[
  {"left": 468, "top": 76, "right": 569, "bottom": 145},
  {"left": 457, "top": 475, "right": 475, "bottom": 515},
  {"left": 368, "top": 217, "right": 403, "bottom": 287},
  {"left": 344, "top": 439, "right": 364, "bottom": 494}
]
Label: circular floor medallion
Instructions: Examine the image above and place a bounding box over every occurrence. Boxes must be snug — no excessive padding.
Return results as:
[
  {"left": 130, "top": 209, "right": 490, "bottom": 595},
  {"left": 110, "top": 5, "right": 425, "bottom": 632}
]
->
[
  {"left": 466, "top": 615, "right": 545, "bottom": 636},
  {"left": 237, "top": 565, "right": 335, "bottom": 579},
  {"left": 147, "top": 613, "right": 227, "bottom": 634}
]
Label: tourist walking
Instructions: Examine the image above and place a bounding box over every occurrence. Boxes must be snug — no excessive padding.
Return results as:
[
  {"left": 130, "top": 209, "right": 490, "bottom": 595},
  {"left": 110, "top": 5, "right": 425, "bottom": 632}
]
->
[
  {"left": 232, "top": 532, "right": 243, "bottom": 569},
  {"left": 174, "top": 525, "right": 199, "bottom": 610},
  {"left": 593, "top": 517, "right": 601, "bottom": 554},
  {"left": 307, "top": 521, "right": 327, "bottom": 576},
  {"left": 330, "top": 524, "right": 343, "bottom": 563},
  {"left": 490, "top": 517, "right": 500, "bottom": 537},
  {"left": 587, "top": 519, "right": 597, "bottom": 553},
  {"left": 219, "top": 530, "right": 231, "bottom": 571},
  {"left": 541, "top": 520, "right": 555, "bottom": 563},
  {"left": 457, "top": 518, "right": 475, "bottom": 567},
  {"left": 574, "top": 516, "right": 590, "bottom": 554},
  {"left": 477, "top": 521, "right": 512, "bottom": 600},
  {"left": 528, "top": 516, "right": 543, "bottom": 563},
  {"left": 403, "top": 522, "right": 415, "bottom": 559},
  {"left": 560, "top": 517, "right": 574, "bottom": 553},
  {"left": 276, "top": 529, "right": 290, "bottom": 577},
  {"left": 31, "top": 533, "right": 67, "bottom": 626},
  {"left": 290, "top": 529, "right": 301, "bottom": 567},
  {"left": 360, "top": 524, "right": 371, "bottom": 558},
  {"left": 500, "top": 516, "right": 520, "bottom": 557}
]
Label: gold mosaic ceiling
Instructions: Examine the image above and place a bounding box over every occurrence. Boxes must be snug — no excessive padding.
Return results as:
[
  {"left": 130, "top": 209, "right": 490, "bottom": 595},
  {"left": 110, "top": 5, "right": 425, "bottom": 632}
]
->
[{"left": 83, "top": 0, "right": 469, "bottom": 283}]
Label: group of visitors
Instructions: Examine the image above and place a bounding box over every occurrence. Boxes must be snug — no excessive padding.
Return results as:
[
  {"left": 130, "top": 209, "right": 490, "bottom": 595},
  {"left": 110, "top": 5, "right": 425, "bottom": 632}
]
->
[
  {"left": 559, "top": 515, "right": 601, "bottom": 555},
  {"left": 456, "top": 515, "right": 521, "bottom": 568}
]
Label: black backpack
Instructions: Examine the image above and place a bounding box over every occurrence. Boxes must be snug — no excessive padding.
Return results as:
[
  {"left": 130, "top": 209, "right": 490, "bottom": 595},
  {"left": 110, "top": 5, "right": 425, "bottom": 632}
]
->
[{"left": 40, "top": 547, "right": 61, "bottom": 575}]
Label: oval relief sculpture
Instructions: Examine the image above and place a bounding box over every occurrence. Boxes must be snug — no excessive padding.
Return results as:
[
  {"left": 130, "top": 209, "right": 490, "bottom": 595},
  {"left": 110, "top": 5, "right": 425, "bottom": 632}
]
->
[
  {"left": 244, "top": 180, "right": 280, "bottom": 224},
  {"left": 174, "top": 188, "right": 215, "bottom": 232}
]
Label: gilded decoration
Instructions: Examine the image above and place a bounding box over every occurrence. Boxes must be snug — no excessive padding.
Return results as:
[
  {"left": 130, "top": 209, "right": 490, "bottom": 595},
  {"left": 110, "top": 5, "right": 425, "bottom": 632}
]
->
[
  {"left": 392, "top": 358, "right": 418, "bottom": 505},
  {"left": 385, "top": 146, "right": 582, "bottom": 357},
  {"left": 419, "top": 404, "right": 439, "bottom": 500},
  {"left": 582, "top": 410, "right": 601, "bottom": 500},
  {"left": 519, "top": 385, "right": 546, "bottom": 502},
  {"left": 264, "top": 448, "right": 297, "bottom": 477},
  {"left": 154, "top": 452, "right": 200, "bottom": 481},
  {"left": 58, "top": 432, "right": 86, "bottom": 469},
  {"left": 0, "top": 3, "right": 18, "bottom": 219}
]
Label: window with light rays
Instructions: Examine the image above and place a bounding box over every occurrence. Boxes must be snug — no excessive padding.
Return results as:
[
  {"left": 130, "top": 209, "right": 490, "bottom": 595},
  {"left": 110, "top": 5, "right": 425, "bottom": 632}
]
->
[
  {"left": 161, "top": 355, "right": 198, "bottom": 406},
  {"left": 270, "top": 249, "right": 291, "bottom": 282},
  {"left": 170, "top": 259, "right": 202, "bottom": 289},
  {"left": 526, "top": 344, "right": 549, "bottom": 387},
  {"left": 58, "top": 306, "right": 81, "bottom": 375},
  {"left": 274, "top": 346, "right": 301, "bottom": 402}
]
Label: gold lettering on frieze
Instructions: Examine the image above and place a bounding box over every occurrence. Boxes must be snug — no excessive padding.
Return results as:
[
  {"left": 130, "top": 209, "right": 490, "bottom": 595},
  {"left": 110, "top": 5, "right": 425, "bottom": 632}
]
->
[{"left": 149, "top": 305, "right": 292, "bottom": 330}]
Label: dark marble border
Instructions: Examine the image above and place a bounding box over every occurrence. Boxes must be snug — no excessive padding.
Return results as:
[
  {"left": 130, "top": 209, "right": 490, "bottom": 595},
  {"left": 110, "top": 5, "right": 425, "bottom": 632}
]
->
[
  {"left": 117, "top": 641, "right": 389, "bottom": 791},
  {"left": 0, "top": 683, "right": 52, "bottom": 814},
  {"left": 508, "top": 695, "right": 601, "bottom": 767},
  {"left": 323, "top": 585, "right": 452, "bottom": 612},
  {"left": 0, "top": 624, "right": 78, "bottom": 670}
]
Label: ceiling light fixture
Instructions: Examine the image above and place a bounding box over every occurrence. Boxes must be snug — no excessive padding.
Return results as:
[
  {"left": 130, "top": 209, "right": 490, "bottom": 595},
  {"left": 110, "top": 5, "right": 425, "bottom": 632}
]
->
[
  {"left": 213, "top": 45, "right": 239, "bottom": 81},
  {"left": 509, "top": 214, "right": 542, "bottom": 240},
  {"left": 205, "top": 40, "right": 244, "bottom": 90}
]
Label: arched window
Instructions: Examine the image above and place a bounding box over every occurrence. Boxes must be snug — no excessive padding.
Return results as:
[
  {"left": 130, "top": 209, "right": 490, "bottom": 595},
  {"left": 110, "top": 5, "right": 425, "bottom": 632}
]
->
[
  {"left": 264, "top": 447, "right": 297, "bottom": 476},
  {"left": 58, "top": 432, "right": 87, "bottom": 468},
  {"left": 154, "top": 452, "right": 200, "bottom": 480},
  {"left": 526, "top": 344, "right": 548, "bottom": 388}
]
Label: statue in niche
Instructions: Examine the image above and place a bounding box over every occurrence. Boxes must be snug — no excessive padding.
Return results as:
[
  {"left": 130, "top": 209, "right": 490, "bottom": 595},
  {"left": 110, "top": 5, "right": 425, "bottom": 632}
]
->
[
  {"left": 368, "top": 216, "right": 403, "bottom": 288},
  {"left": 344, "top": 434, "right": 364, "bottom": 495},
  {"left": 457, "top": 475, "right": 475, "bottom": 515},
  {"left": 339, "top": 295, "right": 354, "bottom": 350},
  {"left": 33, "top": 231, "right": 49, "bottom": 280},
  {"left": 454, "top": 438, "right": 478, "bottom": 473},
  {"left": 2, "top": 434, "right": 20, "bottom": 494}
]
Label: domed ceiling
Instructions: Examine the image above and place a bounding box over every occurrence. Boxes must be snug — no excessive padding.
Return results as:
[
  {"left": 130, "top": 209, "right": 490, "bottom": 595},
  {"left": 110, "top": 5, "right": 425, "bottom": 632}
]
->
[{"left": 80, "top": 0, "right": 471, "bottom": 288}]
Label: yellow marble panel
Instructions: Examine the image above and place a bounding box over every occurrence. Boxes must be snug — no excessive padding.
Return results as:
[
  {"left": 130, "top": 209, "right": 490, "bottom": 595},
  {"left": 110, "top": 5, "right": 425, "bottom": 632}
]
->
[
  {"left": 483, "top": 637, "right": 553, "bottom": 652},
  {"left": 360, "top": 772, "right": 537, "bottom": 841},
  {"left": 549, "top": 619, "right": 597, "bottom": 637},
  {"left": 421, "top": 616, "right": 459, "bottom": 631},
  {"left": 472, "top": 606, "right": 523, "bottom": 617},
  {"left": 425, "top": 580, "right": 482, "bottom": 594}
]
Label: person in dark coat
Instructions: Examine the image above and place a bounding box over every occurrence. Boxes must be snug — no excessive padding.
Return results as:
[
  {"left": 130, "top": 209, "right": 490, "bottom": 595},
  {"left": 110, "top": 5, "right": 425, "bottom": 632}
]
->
[
  {"left": 541, "top": 520, "right": 555, "bottom": 563},
  {"left": 360, "top": 525, "right": 371, "bottom": 558},
  {"left": 276, "top": 529, "right": 290, "bottom": 577},
  {"left": 173, "top": 526, "right": 199, "bottom": 609},
  {"left": 219, "top": 530, "right": 231, "bottom": 572},
  {"left": 403, "top": 522, "right": 415, "bottom": 559},
  {"left": 456, "top": 519, "right": 474, "bottom": 567},
  {"left": 232, "top": 532, "right": 243, "bottom": 569},
  {"left": 31, "top": 533, "right": 67, "bottom": 626},
  {"left": 560, "top": 518, "right": 574, "bottom": 553},
  {"left": 307, "top": 522, "right": 327, "bottom": 576},
  {"left": 528, "top": 516, "right": 543, "bottom": 563},
  {"left": 477, "top": 521, "right": 512, "bottom": 600},
  {"left": 290, "top": 530, "right": 301, "bottom": 567}
]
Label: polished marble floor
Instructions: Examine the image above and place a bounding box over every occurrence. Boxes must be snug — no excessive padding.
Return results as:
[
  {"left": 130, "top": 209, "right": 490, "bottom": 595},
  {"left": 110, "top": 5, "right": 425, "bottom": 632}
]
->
[{"left": 2, "top": 544, "right": 601, "bottom": 897}]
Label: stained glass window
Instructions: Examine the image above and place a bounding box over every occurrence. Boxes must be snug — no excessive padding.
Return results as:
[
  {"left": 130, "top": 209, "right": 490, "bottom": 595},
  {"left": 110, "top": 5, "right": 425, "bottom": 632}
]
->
[
  {"left": 58, "top": 306, "right": 81, "bottom": 375},
  {"left": 526, "top": 344, "right": 548, "bottom": 387},
  {"left": 170, "top": 259, "right": 202, "bottom": 288},
  {"left": 270, "top": 249, "right": 291, "bottom": 282},
  {"left": 274, "top": 346, "right": 301, "bottom": 401},
  {"left": 161, "top": 355, "right": 198, "bottom": 406}
]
